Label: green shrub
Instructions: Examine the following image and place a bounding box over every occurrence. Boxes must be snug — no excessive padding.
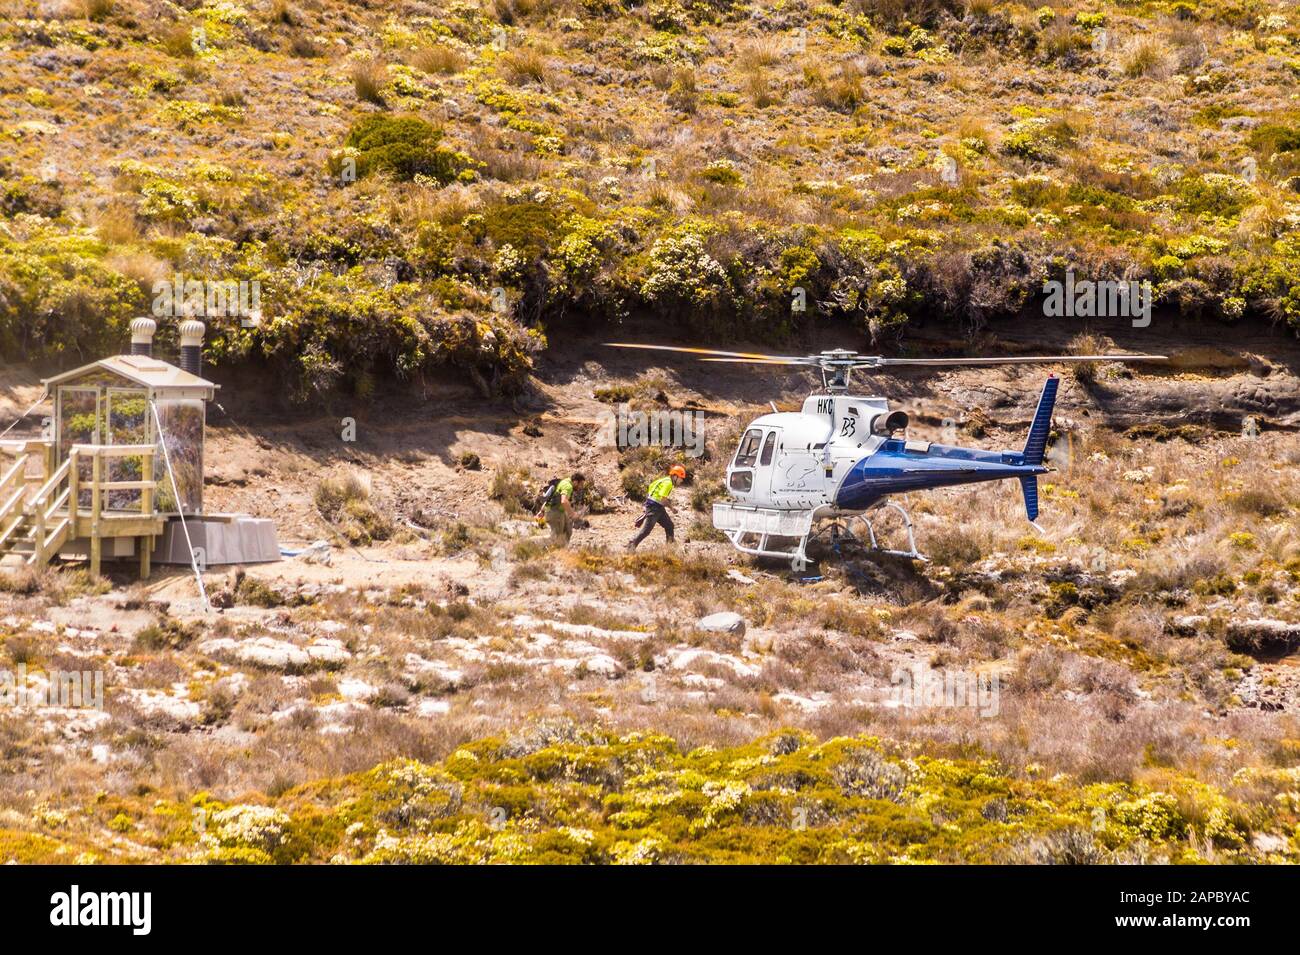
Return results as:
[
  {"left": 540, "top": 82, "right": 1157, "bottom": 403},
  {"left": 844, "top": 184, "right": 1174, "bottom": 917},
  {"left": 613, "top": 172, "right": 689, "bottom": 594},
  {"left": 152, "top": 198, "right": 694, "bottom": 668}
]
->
[
  {"left": 335, "top": 116, "right": 477, "bottom": 184},
  {"left": 1177, "top": 174, "right": 1252, "bottom": 219}
]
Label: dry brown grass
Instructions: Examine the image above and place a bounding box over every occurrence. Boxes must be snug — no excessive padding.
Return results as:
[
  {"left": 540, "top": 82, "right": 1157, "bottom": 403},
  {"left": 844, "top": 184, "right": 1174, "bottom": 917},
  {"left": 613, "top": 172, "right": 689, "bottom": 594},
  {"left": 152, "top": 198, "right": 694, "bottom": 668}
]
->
[
  {"left": 269, "top": 0, "right": 298, "bottom": 26},
  {"left": 408, "top": 44, "right": 469, "bottom": 75},
  {"left": 89, "top": 200, "right": 142, "bottom": 244},
  {"left": 1067, "top": 332, "right": 1107, "bottom": 382},
  {"left": 1123, "top": 38, "right": 1169, "bottom": 78},
  {"left": 160, "top": 22, "right": 197, "bottom": 58},
  {"left": 744, "top": 71, "right": 781, "bottom": 109},
  {"left": 738, "top": 37, "right": 785, "bottom": 70},
  {"left": 352, "top": 59, "right": 388, "bottom": 105},
  {"left": 104, "top": 250, "right": 169, "bottom": 292},
  {"left": 807, "top": 63, "right": 864, "bottom": 113},
  {"left": 76, "top": 0, "right": 115, "bottom": 19},
  {"left": 499, "top": 47, "right": 549, "bottom": 86}
]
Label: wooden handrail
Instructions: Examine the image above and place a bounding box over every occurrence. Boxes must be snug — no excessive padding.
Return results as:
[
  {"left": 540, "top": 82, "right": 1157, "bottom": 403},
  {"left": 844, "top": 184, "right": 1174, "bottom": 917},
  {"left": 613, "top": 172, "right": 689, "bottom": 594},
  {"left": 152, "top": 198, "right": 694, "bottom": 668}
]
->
[
  {"left": 0, "top": 439, "right": 52, "bottom": 455},
  {"left": 69, "top": 443, "right": 156, "bottom": 457},
  {"left": 30, "top": 456, "right": 71, "bottom": 507},
  {"left": 0, "top": 486, "right": 25, "bottom": 523},
  {"left": 0, "top": 454, "right": 28, "bottom": 499},
  {"left": 43, "top": 486, "right": 70, "bottom": 522}
]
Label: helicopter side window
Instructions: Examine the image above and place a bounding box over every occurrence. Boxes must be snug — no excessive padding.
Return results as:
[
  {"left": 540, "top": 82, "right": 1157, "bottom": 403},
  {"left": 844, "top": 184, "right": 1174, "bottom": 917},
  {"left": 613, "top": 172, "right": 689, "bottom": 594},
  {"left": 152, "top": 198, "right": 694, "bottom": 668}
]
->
[
  {"left": 734, "top": 429, "right": 763, "bottom": 468},
  {"left": 759, "top": 432, "right": 777, "bottom": 466}
]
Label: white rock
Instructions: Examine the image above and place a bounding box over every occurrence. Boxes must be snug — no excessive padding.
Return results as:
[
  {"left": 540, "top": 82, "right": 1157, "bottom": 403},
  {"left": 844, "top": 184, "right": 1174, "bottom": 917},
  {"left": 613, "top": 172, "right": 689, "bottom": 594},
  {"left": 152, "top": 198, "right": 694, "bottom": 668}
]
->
[
  {"left": 552, "top": 653, "right": 624, "bottom": 677},
  {"left": 338, "top": 678, "right": 376, "bottom": 701},
  {"left": 582, "top": 654, "right": 623, "bottom": 677},
  {"left": 198, "top": 636, "right": 346, "bottom": 671},
  {"left": 696, "top": 612, "right": 746, "bottom": 635},
  {"left": 297, "top": 540, "right": 332, "bottom": 564},
  {"left": 1168, "top": 615, "right": 1209, "bottom": 636},
  {"left": 218, "top": 672, "right": 250, "bottom": 695},
  {"left": 305, "top": 639, "right": 351, "bottom": 666},
  {"left": 50, "top": 709, "right": 112, "bottom": 737},
  {"left": 1252, "top": 832, "right": 1288, "bottom": 854},
  {"left": 403, "top": 654, "right": 465, "bottom": 686},
  {"left": 680, "top": 673, "right": 724, "bottom": 690},
  {"left": 498, "top": 520, "right": 540, "bottom": 538},
  {"left": 510, "top": 614, "right": 647, "bottom": 641},
  {"left": 662, "top": 646, "right": 760, "bottom": 678},
  {"left": 416, "top": 699, "right": 451, "bottom": 717},
  {"left": 773, "top": 691, "right": 830, "bottom": 712},
  {"left": 122, "top": 687, "right": 202, "bottom": 724},
  {"left": 91, "top": 744, "right": 110, "bottom": 764}
]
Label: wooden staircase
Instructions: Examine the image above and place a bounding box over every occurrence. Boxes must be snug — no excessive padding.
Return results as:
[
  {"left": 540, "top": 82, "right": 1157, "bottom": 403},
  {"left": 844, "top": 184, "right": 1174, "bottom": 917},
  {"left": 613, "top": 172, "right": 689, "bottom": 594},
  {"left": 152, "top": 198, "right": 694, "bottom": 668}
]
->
[{"left": 0, "top": 439, "right": 163, "bottom": 578}]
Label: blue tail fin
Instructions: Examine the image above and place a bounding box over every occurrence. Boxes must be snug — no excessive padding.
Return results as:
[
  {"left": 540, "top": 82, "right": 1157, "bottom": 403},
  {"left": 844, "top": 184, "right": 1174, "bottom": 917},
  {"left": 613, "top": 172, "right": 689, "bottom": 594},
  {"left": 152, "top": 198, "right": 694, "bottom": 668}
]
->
[
  {"left": 1021, "top": 375, "right": 1059, "bottom": 467},
  {"left": 1019, "top": 475, "right": 1040, "bottom": 521}
]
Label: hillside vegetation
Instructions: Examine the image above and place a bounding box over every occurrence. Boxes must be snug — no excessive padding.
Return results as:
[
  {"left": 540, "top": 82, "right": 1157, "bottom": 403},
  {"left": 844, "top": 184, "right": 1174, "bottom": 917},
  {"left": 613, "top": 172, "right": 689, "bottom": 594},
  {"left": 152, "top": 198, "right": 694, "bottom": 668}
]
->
[
  {"left": 8, "top": 728, "right": 1298, "bottom": 864},
  {"left": 3, "top": 0, "right": 1300, "bottom": 398}
]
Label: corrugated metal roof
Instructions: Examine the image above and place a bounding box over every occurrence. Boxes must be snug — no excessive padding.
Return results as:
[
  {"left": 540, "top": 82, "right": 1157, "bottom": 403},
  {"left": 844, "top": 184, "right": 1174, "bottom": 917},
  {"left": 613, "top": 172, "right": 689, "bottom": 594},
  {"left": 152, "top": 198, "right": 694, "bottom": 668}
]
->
[{"left": 41, "top": 355, "right": 218, "bottom": 396}]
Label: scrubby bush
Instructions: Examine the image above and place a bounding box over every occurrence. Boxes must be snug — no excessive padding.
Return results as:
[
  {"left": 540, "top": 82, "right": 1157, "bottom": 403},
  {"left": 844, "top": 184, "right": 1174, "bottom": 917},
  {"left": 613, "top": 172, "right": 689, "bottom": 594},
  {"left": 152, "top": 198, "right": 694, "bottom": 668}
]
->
[
  {"left": 314, "top": 472, "right": 394, "bottom": 544},
  {"left": 333, "top": 116, "right": 479, "bottom": 185}
]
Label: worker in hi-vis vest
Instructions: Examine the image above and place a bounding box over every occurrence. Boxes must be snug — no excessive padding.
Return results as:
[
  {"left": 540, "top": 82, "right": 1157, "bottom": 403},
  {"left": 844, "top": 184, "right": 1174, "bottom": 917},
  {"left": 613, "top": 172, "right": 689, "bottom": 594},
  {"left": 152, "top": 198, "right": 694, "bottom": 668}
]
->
[
  {"left": 627, "top": 465, "right": 686, "bottom": 551},
  {"left": 542, "top": 472, "right": 586, "bottom": 547}
]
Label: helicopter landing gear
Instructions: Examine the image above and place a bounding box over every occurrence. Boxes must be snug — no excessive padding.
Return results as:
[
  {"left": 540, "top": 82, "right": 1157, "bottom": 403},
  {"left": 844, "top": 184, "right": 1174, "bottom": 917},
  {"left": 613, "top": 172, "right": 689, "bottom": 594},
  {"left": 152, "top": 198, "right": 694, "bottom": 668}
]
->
[
  {"left": 712, "top": 501, "right": 928, "bottom": 572},
  {"left": 804, "top": 503, "right": 928, "bottom": 563},
  {"left": 713, "top": 502, "right": 820, "bottom": 572},
  {"left": 851, "top": 502, "right": 928, "bottom": 562}
]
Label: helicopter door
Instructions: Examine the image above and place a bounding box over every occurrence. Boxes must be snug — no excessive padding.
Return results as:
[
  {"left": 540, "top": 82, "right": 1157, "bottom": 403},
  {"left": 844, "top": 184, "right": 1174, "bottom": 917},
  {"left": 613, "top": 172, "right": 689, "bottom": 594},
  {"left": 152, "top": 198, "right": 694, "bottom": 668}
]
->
[
  {"left": 729, "top": 428, "right": 763, "bottom": 495},
  {"left": 756, "top": 429, "right": 779, "bottom": 497}
]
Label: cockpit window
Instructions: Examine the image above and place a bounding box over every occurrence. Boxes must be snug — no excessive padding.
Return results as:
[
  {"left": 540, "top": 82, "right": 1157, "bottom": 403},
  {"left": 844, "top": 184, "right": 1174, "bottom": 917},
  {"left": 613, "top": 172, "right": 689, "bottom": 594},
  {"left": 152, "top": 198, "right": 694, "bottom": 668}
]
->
[
  {"left": 734, "top": 429, "right": 763, "bottom": 468},
  {"left": 759, "top": 431, "right": 777, "bottom": 466}
]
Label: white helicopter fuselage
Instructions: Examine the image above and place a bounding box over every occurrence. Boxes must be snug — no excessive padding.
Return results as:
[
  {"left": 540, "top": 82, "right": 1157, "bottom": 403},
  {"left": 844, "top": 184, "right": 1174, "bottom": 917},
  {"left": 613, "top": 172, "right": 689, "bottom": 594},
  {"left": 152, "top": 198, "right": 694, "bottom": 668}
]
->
[{"left": 724, "top": 394, "right": 893, "bottom": 512}]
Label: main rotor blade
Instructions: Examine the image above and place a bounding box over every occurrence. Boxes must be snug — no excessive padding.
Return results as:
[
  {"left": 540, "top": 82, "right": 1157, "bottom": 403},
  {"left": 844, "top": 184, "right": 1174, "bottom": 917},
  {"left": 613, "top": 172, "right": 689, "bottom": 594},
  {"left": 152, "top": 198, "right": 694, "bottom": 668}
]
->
[
  {"left": 604, "top": 343, "right": 805, "bottom": 362},
  {"left": 698, "top": 357, "right": 812, "bottom": 366},
  {"left": 874, "top": 354, "right": 1166, "bottom": 366}
]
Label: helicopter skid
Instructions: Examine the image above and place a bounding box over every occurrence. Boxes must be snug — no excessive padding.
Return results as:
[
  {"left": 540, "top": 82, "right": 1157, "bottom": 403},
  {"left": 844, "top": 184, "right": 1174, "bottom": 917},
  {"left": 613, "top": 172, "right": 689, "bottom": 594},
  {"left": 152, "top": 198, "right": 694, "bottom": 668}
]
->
[
  {"left": 837, "top": 503, "right": 928, "bottom": 563},
  {"left": 713, "top": 501, "right": 927, "bottom": 571},
  {"left": 712, "top": 502, "right": 823, "bottom": 572}
]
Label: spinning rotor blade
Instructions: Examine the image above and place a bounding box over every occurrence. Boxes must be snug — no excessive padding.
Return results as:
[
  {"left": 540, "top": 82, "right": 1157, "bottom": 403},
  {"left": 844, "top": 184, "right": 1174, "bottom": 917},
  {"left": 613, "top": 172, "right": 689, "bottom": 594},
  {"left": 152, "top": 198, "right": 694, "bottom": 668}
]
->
[
  {"left": 873, "top": 354, "right": 1165, "bottom": 366},
  {"left": 698, "top": 358, "right": 811, "bottom": 366},
  {"left": 604, "top": 343, "right": 1168, "bottom": 376},
  {"left": 604, "top": 342, "right": 807, "bottom": 362}
]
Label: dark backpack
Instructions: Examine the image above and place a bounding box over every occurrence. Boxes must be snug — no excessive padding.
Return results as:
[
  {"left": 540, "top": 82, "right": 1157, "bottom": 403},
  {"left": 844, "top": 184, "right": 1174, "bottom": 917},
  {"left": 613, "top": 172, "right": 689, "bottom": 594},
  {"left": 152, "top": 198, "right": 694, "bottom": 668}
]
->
[{"left": 536, "top": 477, "right": 561, "bottom": 512}]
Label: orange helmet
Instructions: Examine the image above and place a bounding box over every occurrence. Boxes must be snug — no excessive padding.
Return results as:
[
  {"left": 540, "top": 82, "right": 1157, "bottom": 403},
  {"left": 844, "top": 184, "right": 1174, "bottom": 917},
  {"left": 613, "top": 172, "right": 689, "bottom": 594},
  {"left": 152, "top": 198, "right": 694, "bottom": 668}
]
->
[{"left": 669, "top": 465, "right": 687, "bottom": 480}]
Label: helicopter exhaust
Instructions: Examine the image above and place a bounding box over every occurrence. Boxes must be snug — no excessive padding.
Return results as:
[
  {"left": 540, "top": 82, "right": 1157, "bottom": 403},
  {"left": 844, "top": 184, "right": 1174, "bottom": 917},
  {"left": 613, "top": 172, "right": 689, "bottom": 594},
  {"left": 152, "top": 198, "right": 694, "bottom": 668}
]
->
[{"left": 871, "top": 410, "right": 909, "bottom": 436}]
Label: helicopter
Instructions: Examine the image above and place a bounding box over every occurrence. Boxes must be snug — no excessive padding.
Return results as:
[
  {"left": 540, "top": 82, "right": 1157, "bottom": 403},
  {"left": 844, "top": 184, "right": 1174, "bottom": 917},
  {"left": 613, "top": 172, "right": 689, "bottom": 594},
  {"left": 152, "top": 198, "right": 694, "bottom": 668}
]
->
[{"left": 606, "top": 344, "right": 1167, "bottom": 571}]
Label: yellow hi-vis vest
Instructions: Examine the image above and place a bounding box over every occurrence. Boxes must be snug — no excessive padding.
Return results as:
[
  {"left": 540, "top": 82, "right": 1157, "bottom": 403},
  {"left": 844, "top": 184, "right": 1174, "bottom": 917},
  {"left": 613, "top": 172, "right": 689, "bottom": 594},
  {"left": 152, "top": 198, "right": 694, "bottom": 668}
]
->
[
  {"left": 647, "top": 476, "right": 673, "bottom": 502},
  {"left": 548, "top": 478, "right": 574, "bottom": 509}
]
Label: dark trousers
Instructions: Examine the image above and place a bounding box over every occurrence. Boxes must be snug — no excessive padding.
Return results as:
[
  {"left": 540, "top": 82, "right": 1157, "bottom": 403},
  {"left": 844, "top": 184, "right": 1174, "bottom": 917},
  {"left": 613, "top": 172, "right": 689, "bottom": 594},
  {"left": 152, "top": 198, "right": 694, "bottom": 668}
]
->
[{"left": 630, "top": 500, "right": 674, "bottom": 548}]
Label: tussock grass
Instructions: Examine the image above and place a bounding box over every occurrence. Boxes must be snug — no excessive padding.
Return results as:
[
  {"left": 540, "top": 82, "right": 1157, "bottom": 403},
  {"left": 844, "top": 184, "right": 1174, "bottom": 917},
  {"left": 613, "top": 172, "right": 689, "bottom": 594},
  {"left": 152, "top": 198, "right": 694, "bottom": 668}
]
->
[
  {"left": 408, "top": 44, "right": 468, "bottom": 75},
  {"left": 352, "top": 59, "right": 388, "bottom": 106}
]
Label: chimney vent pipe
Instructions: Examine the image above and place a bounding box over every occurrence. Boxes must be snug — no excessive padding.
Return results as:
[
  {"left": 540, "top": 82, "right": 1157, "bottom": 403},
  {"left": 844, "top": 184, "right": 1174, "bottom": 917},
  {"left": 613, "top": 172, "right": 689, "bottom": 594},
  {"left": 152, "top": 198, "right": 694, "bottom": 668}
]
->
[
  {"left": 129, "top": 317, "right": 156, "bottom": 357},
  {"left": 178, "top": 319, "right": 205, "bottom": 376}
]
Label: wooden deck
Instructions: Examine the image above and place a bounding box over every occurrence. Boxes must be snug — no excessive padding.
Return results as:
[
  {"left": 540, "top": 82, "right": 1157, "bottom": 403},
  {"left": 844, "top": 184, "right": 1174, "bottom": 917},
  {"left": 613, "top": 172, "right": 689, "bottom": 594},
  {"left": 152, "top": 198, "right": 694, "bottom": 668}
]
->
[{"left": 0, "top": 439, "right": 164, "bottom": 578}]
